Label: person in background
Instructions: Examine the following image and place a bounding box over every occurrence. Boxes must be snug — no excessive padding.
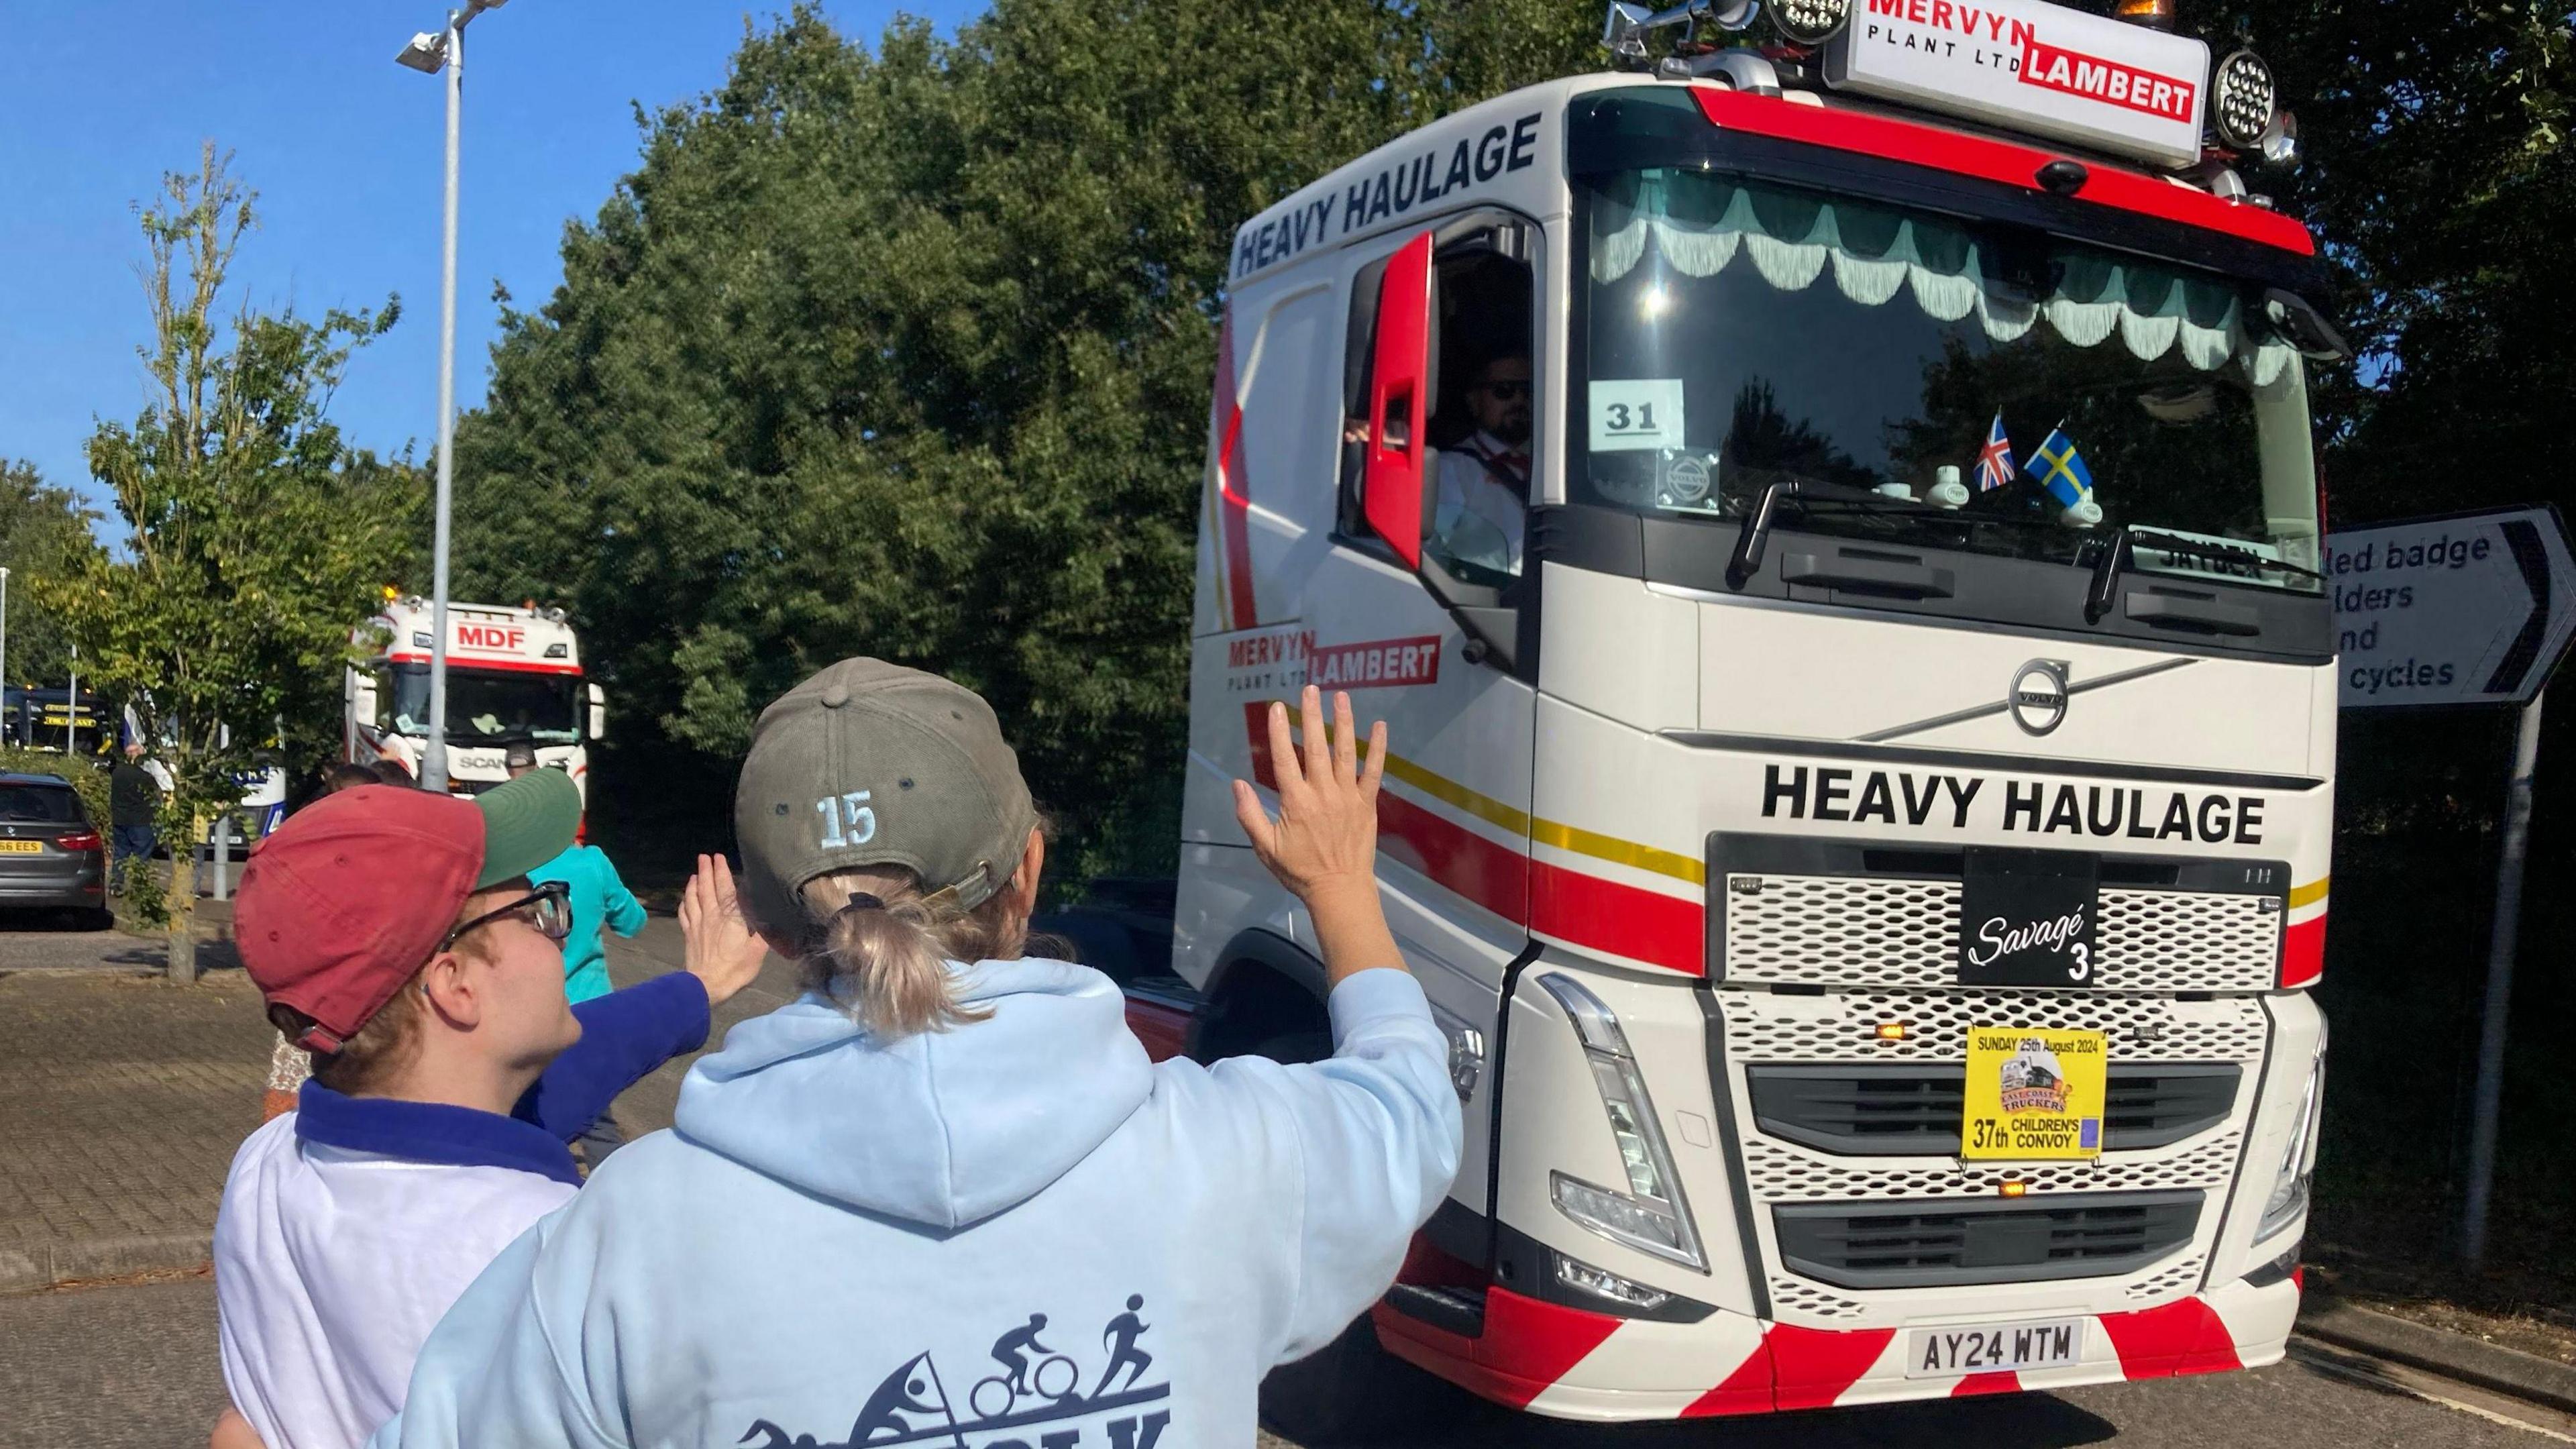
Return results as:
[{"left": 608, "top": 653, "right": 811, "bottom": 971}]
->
[
  {"left": 372, "top": 669, "right": 1459, "bottom": 1449},
  {"left": 369, "top": 758, "right": 415, "bottom": 788},
  {"left": 508, "top": 741, "right": 651, "bottom": 1167},
  {"left": 324, "top": 763, "right": 378, "bottom": 794},
  {"left": 107, "top": 737, "right": 162, "bottom": 894}
]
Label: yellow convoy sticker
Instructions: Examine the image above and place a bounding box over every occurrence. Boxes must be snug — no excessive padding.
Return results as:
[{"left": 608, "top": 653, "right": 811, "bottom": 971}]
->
[{"left": 1964, "top": 1027, "right": 2108, "bottom": 1161}]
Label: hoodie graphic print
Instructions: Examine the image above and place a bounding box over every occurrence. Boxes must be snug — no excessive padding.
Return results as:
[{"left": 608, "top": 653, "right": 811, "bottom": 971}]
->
[{"left": 372, "top": 960, "right": 1461, "bottom": 1449}]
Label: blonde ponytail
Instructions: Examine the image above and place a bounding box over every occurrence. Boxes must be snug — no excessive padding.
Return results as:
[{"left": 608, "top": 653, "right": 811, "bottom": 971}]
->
[{"left": 794, "top": 867, "right": 1026, "bottom": 1038}]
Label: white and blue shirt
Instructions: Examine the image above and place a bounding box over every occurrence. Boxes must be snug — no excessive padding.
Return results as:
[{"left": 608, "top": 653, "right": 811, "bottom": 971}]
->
[{"left": 215, "top": 973, "right": 712, "bottom": 1449}]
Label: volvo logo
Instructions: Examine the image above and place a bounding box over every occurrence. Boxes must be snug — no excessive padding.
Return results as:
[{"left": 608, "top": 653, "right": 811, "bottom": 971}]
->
[{"left": 2008, "top": 660, "right": 2071, "bottom": 736}]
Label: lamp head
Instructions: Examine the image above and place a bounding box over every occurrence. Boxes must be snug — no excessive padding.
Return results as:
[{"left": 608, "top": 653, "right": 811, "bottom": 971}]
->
[{"left": 395, "top": 30, "right": 448, "bottom": 72}]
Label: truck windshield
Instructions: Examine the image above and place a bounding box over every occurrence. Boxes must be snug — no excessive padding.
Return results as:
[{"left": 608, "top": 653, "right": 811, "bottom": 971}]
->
[
  {"left": 388, "top": 665, "right": 581, "bottom": 745},
  {"left": 1574, "top": 168, "right": 2322, "bottom": 591}
]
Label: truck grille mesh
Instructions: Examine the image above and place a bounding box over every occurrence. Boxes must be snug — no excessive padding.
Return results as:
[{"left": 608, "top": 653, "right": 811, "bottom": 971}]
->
[
  {"left": 1739, "top": 1129, "right": 2243, "bottom": 1201},
  {"left": 1714, "top": 991, "right": 2268, "bottom": 1322},
  {"left": 1723, "top": 876, "right": 2279, "bottom": 991},
  {"left": 1722, "top": 990, "right": 2269, "bottom": 1064}
]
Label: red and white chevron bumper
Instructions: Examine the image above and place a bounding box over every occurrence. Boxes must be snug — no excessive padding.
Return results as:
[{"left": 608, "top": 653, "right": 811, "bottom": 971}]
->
[{"left": 1375, "top": 1271, "right": 2300, "bottom": 1420}]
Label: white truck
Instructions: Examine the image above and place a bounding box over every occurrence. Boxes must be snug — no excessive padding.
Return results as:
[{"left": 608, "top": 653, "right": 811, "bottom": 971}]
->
[
  {"left": 345, "top": 596, "right": 605, "bottom": 799},
  {"left": 1127, "top": 0, "right": 2340, "bottom": 1425}
]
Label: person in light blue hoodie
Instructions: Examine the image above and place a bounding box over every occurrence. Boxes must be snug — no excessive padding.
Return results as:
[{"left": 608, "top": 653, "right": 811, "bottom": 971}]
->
[{"left": 374, "top": 663, "right": 1462, "bottom": 1449}]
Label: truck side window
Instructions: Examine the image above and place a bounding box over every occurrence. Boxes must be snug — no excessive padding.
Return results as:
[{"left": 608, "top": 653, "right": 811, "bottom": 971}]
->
[{"left": 1336, "top": 223, "right": 1536, "bottom": 584}]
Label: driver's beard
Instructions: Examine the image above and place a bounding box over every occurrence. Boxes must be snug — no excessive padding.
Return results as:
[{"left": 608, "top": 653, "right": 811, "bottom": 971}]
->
[{"left": 1495, "top": 410, "right": 1532, "bottom": 447}]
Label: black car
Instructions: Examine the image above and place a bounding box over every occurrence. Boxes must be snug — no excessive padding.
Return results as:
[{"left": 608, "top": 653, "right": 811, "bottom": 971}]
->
[{"left": 0, "top": 771, "right": 109, "bottom": 922}]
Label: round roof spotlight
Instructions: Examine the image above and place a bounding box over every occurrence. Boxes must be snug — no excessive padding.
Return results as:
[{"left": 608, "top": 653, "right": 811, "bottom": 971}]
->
[
  {"left": 2210, "top": 50, "right": 2277, "bottom": 152},
  {"left": 1771, "top": 0, "right": 1852, "bottom": 47}
]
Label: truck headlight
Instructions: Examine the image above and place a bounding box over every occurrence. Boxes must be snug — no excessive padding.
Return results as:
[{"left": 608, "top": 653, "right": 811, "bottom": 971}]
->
[
  {"left": 2257, "top": 1025, "right": 2327, "bottom": 1242},
  {"left": 1538, "top": 973, "right": 1707, "bottom": 1271}
]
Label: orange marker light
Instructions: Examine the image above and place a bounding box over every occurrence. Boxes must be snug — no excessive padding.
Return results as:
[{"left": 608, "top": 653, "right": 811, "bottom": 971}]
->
[
  {"left": 1874, "top": 1022, "right": 1909, "bottom": 1041},
  {"left": 2000, "top": 1180, "right": 2030, "bottom": 1198}
]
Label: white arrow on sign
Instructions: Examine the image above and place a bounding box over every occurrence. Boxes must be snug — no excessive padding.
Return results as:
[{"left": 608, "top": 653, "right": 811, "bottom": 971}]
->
[{"left": 2327, "top": 506, "right": 2576, "bottom": 710}]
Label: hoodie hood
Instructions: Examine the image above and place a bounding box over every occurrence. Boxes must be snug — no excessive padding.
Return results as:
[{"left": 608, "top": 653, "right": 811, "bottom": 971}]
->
[{"left": 674, "top": 957, "right": 1154, "bottom": 1230}]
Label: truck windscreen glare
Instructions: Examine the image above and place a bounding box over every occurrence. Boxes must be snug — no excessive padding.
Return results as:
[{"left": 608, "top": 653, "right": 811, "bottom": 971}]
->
[{"left": 1573, "top": 168, "right": 2323, "bottom": 594}]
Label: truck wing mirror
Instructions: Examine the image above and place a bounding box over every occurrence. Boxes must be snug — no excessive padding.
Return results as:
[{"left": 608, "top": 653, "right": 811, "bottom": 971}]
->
[
  {"left": 586, "top": 683, "right": 607, "bottom": 741},
  {"left": 1362, "top": 231, "right": 1439, "bottom": 570}
]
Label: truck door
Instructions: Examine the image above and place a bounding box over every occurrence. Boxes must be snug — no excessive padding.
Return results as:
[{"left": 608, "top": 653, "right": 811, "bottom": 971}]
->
[{"left": 1328, "top": 215, "right": 1546, "bottom": 1220}]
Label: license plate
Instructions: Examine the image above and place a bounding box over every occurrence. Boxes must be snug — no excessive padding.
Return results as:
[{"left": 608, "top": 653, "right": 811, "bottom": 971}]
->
[
  {"left": 1904, "top": 1318, "right": 2085, "bottom": 1378},
  {"left": 0, "top": 841, "right": 42, "bottom": 854},
  {"left": 1958, "top": 847, "right": 2100, "bottom": 986}
]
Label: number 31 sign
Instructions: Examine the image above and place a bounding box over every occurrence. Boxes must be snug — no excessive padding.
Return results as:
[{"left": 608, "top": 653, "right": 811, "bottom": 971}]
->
[{"left": 1589, "top": 378, "right": 1684, "bottom": 452}]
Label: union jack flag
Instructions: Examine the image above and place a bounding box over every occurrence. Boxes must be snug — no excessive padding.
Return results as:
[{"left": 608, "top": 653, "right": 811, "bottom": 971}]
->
[{"left": 1974, "top": 412, "right": 2015, "bottom": 493}]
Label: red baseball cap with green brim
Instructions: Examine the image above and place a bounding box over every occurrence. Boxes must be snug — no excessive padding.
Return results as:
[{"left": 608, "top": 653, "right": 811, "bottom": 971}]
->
[{"left": 236, "top": 768, "right": 582, "bottom": 1053}]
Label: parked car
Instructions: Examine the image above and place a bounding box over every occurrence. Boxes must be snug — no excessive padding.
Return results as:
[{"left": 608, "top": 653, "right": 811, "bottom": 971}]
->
[{"left": 0, "top": 771, "right": 109, "bottom": 924}]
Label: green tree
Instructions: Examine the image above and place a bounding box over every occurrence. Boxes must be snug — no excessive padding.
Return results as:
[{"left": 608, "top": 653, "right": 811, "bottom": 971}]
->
[
  {"left": 0, "top": 461, "right": 102, "bottom": 697},
  {"left": 42, "top": 145, "right": 421, "bottom": 979},
  {"left": 452, "top": 0, "right": 1600, "bottom": 881}
]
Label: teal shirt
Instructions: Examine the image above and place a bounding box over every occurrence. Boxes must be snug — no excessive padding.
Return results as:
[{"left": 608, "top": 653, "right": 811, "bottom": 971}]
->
[{"left": 527, "top": 845, "right": 648, "bottom": 1004}]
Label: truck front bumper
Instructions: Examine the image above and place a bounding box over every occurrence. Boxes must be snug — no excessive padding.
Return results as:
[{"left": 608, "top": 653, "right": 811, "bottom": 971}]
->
[{"left": 1375, "top": 1269, "right": 2299, "bottom": 1421}]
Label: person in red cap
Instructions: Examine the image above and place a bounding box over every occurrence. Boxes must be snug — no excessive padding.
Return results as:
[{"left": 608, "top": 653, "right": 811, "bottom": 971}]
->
[{"left": 207, "top": 768, "right": 767, "bottom": 1449}]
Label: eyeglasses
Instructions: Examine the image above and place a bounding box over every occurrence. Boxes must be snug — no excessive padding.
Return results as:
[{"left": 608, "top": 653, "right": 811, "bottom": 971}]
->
[
  {"left": 437, "top": 878, "right": 573, "bottom": 953},
  {"left": 1475, "top": 380, "right": 1532, "bottom": 401}
]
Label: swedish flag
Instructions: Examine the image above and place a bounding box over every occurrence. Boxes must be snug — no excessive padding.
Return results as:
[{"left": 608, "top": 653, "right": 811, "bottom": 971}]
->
[{"left": 2023, "top": 429, "right": 2094, "bottom": 511}]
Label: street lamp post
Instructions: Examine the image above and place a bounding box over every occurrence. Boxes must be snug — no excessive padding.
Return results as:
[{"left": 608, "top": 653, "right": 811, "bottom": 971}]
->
[
  {"left": 0, "top": 567, "right": 10, "bottom": 746},
  {"left": 396, "top": 0, "right": 508, "bottom": 792}
]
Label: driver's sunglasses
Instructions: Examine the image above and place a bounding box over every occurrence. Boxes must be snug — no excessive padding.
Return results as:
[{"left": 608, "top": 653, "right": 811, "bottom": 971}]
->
[
  {"left": 1476, "top": 380, "right": 1532, "bottom": 402},
  {"left": 437, "top": 878, "right": 573, "bottom": 953}
]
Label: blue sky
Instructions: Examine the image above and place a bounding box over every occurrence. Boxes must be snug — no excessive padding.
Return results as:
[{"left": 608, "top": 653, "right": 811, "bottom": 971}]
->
[{"left": 0, "top": 1, "right": 984, "bottom": 522}]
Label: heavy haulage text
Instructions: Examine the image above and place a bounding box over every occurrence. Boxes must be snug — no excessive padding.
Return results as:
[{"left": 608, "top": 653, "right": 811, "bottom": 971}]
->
[{"left": 1762, "top": 765, "right": 2265, "bottom": 845}]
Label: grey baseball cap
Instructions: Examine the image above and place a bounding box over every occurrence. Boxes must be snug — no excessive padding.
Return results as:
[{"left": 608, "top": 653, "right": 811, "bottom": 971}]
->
[{"left": 734, "top": 658, "right": 1038, "bottom": 934}]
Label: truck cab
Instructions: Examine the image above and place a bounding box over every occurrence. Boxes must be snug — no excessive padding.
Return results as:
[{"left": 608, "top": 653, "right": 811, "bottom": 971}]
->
[
  {"left": 346, "top": 597, "right": 606, "bottom": 799},
  {"left": 1174, "top": 0, "right": 2334, "bottom": 1423}
]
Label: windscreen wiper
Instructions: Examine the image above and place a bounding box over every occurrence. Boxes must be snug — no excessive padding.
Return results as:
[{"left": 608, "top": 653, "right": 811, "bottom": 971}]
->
[
  {"left": 1725, "top": 478, "right": 1976, "bottom": 588},
  {"left": 2085, "top": 525, "right": 2324, "bottom": 623}
]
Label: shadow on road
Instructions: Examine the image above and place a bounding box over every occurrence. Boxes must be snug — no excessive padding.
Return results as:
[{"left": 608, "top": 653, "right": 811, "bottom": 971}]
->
[{"left": 1261, "top": 1354, "right": 2120, "bottom": 1448}]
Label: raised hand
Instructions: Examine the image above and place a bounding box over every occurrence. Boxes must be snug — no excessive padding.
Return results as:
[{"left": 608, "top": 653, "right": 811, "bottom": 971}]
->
[
  {"left": 1231, "top": 686, "right": 1405, "bottom": 986},
  {"left": 678, "top": 853, "right": 767, "bottom": 1007}
]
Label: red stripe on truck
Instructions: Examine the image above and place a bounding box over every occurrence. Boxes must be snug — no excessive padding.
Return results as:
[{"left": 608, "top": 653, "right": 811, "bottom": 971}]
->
[
  {"left": 1691, "top": 87, "right": 2318, "bottom": 256},
  {"left": 2279, "top": 913, "right": 2325, "bottom": 987}
]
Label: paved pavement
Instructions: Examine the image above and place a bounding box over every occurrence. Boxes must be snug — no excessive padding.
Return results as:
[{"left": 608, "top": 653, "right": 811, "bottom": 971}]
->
[
  {"left": 0, "top": 1270, "right": 2559, "bottom": 1449},
  {"left": 0, "top": 965, "right": 272, "bottom": 1289},
  {"left": 0, "top": 910, "right": 780, "bottom": 1293}
]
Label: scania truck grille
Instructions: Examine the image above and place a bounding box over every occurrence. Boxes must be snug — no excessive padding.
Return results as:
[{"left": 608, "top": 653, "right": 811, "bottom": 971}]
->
[{"left": 1711, "top": 991, "right": 2270, "bottom": 1323}]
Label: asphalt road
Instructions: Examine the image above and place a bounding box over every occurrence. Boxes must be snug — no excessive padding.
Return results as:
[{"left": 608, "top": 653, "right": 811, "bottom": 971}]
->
[{"left": 0, "top": 1273, "right": 2559, "bottom": 1449}]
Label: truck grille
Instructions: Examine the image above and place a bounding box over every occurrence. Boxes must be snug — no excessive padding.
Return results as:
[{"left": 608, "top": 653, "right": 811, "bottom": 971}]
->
[
  {"left": 1746, "top": 1063, "right": 2241, "bottom": 1155},
  {"left": 1723, "top": 875, "right": 2280, "bottom": 991},
  {"left": 1711, "top": 991, "right": 2269, "bottom": 1319},
  {"left": 1771, "top": 1191, "right": 2202, "bottom": 1289}
]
